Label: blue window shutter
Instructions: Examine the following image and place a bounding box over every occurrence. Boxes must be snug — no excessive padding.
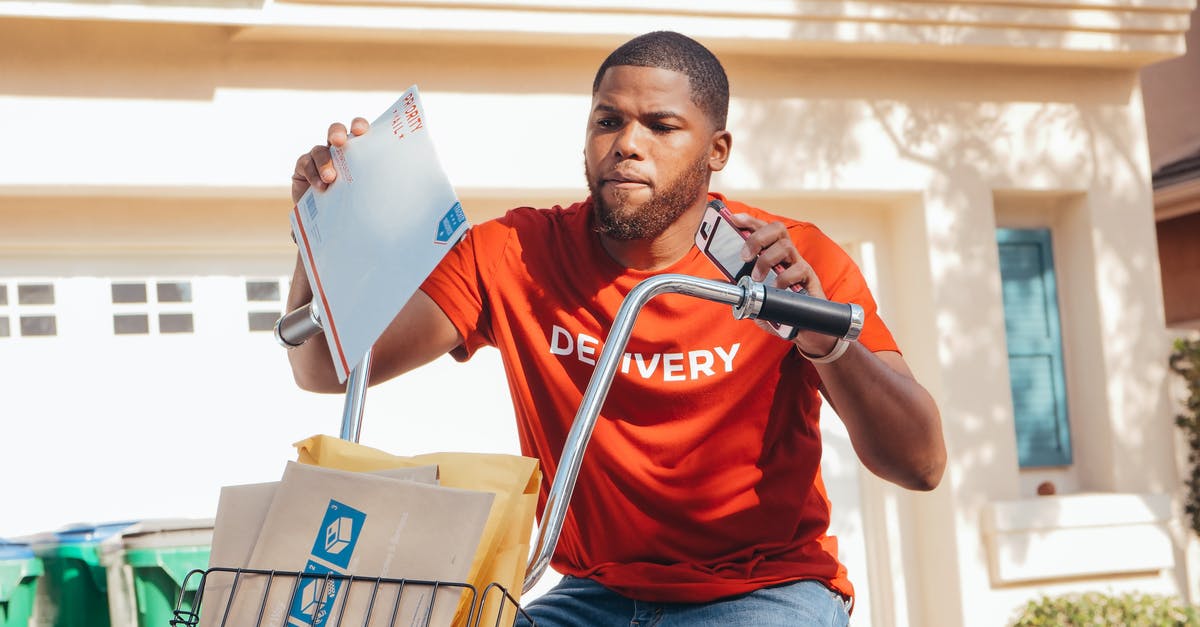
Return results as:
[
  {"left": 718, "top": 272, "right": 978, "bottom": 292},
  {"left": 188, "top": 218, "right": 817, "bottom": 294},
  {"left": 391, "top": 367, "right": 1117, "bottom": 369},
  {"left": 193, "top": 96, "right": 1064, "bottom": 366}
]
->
[{"left": 997, "top": 228, "right": 1072, "bottom": 467}]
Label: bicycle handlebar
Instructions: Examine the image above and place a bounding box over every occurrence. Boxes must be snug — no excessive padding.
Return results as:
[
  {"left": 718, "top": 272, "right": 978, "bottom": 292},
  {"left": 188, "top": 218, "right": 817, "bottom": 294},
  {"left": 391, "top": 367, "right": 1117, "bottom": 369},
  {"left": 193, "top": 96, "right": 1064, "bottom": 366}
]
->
[
  {"left": 274, "top": 301, "right": 322, "bottom": 349},
  {"left": 522, "top": 274, "right": 861, "bottom": 592},
  {"left": 737, "top": 277, "right": 864, "bottom": 341},
  {"left": 272, "top": 274, "right": 863, "bottom": 594}
]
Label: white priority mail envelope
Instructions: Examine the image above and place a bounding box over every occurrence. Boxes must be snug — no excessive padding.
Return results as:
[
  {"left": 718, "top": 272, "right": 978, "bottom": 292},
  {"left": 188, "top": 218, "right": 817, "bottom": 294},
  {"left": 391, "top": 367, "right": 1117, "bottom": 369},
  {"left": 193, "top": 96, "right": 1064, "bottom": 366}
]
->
[{"left": 291, "top": 85, "right": 469, "bottom": 382}]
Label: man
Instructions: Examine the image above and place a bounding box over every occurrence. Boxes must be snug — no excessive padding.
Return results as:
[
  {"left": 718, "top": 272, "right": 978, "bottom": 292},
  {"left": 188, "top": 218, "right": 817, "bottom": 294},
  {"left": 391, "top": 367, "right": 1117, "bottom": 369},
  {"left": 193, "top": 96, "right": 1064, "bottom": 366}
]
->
[{"left": 287, "top": 31, "right": 944, "bottom": 626}]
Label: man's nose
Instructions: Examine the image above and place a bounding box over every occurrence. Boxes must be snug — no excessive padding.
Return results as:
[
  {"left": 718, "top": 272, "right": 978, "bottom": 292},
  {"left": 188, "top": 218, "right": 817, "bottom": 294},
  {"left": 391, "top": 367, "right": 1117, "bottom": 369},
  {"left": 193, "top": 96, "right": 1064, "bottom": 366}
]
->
[{"left": 613, "top": 123, "right": 642, "bottom": 160}]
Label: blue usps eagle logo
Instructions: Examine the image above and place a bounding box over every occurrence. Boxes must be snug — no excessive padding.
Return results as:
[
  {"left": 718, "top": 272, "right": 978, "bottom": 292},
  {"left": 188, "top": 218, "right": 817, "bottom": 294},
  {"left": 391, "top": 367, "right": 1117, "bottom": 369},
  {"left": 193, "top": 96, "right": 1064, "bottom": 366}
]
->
[{"left": 435, "top": 202, "right": 466, "bottom": 245}]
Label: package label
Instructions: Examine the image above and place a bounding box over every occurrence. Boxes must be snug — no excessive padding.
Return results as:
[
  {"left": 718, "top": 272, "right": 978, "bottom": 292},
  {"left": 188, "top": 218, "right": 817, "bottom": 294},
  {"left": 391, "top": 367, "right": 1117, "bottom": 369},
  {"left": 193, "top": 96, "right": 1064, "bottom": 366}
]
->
[{"left": 286, "top": 499, "right": 365, "bottom": 626}]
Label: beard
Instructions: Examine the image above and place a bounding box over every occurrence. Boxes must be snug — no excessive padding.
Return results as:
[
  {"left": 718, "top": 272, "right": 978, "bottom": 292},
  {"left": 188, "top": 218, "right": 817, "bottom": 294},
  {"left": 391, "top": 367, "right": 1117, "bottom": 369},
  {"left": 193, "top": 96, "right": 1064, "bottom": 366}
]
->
[{"left": 587, "top": 153, "right": 710, "bottom": 241}]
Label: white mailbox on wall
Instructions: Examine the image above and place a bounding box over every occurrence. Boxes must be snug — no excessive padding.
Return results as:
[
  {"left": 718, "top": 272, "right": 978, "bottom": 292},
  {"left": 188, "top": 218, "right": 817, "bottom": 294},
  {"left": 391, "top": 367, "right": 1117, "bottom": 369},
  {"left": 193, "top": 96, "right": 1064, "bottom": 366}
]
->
[{"left": 982, "top": 493, "right": 1175, "bottom": 585}]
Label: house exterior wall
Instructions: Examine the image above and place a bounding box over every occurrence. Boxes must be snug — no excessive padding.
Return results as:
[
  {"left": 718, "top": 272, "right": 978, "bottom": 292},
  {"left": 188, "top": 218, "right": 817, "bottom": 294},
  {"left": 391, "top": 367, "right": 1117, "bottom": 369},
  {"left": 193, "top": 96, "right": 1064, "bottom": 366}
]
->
[{"left": 0, "top": 2, "right": 1194, "bottom": 624}]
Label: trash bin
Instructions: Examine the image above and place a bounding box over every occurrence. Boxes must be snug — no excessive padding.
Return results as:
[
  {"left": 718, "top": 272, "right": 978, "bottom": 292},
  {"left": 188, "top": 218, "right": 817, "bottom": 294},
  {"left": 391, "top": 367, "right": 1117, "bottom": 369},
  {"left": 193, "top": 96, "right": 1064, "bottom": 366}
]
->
[
  {"left": 32, "top": 521, "right": 135, "bottom": 627},
  {"left": 0, "top": 539, "right": 43, "bottom": 627},
  {"left": 101, "top": 520, "right": 212, "bottom": 627}
]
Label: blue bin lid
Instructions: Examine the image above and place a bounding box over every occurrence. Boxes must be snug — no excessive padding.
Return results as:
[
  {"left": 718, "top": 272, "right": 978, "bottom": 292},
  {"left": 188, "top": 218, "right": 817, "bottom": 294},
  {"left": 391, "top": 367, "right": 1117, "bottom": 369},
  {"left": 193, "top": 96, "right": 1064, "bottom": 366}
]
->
[
  {"left": 0, "top": 539, "right": 35, "bottom": 561},
  {"left": 53, "top": 521, "right": 138, "bottom": 545}
]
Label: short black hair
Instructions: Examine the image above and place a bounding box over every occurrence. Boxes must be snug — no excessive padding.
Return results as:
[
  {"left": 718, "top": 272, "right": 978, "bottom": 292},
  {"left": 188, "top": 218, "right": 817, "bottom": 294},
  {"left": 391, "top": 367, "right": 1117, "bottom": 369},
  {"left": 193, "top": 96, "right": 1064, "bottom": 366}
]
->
[{"left": 592, "top": 31, "right": 729, "bottom": 130}]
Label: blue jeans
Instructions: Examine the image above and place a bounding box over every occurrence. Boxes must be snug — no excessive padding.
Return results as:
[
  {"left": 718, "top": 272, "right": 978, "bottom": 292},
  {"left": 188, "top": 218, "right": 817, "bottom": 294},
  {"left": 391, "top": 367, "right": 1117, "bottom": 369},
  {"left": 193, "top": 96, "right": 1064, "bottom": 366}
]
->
[{"left": 513, "top": 576, "right": 851, "bottom": 627}]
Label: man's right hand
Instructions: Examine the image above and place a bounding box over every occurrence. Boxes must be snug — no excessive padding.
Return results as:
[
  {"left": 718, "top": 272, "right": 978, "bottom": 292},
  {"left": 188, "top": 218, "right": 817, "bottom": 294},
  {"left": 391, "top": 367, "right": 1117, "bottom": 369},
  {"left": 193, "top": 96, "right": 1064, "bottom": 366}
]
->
[
  {"left": 283, "top": 115, "right": 462, "bottom": 394},
  {"left": 291, "top": 117, "right": 371, "bottom": 204}
]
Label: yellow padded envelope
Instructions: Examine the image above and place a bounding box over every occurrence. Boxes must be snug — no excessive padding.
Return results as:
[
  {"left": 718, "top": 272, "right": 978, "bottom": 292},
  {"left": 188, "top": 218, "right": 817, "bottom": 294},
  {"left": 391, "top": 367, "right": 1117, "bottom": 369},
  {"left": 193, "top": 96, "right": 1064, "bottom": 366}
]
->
[{"left": 295, "top": 435, "right": 541, "bottom": 626}]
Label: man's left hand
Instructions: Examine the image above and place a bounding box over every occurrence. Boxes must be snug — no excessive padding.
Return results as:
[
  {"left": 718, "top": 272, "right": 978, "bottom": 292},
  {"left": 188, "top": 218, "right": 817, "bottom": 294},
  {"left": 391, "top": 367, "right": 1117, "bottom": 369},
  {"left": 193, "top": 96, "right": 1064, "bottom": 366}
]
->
[{"left": 725, "top": 212, "right": 837, "bottom": 356}]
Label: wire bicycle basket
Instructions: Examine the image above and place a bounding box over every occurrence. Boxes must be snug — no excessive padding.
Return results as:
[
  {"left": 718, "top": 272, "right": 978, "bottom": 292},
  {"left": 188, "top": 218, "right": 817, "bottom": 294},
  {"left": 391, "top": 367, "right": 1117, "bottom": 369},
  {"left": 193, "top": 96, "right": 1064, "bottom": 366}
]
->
[{"left": 170, "top": 567, "right": 530, "bottom": 627}]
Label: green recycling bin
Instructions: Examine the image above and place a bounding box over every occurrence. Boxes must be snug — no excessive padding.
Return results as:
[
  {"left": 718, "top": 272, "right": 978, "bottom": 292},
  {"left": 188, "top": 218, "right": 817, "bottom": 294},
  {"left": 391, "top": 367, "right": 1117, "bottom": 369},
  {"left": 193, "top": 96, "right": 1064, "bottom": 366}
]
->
[
  {"left": 32, "top": 522, "right": 134, "bottom": 627},
  {"left": 111, "top": 521, "right": 212, "bottom": 627},
  {"left": 0, "top": 539, "right": 43, "bottom": 627}
]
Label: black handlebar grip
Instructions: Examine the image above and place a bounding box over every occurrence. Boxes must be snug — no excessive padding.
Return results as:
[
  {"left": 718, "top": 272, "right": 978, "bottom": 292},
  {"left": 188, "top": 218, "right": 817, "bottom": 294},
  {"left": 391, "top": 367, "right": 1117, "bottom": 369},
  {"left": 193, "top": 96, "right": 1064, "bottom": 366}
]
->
[{"left": 758, "top": 286, "right": 863, "bottom": 340}]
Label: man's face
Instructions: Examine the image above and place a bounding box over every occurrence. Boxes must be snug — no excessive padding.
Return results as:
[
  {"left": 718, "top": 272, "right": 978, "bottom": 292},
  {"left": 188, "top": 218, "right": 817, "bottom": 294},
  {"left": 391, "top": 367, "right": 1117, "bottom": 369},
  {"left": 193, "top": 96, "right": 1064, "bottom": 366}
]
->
[{"left": 585, "top": 65, "right": 719, "bottom": 241}]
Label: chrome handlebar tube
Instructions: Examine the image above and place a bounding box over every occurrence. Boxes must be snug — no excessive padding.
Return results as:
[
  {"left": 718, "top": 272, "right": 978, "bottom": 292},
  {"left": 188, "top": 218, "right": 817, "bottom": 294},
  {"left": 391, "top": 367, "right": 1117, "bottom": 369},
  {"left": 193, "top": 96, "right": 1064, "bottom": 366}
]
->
[
  {"left": 522, "top": 274, "right": 862, "bottom": 591},
  {"left": 273, "top": 302, "right": 371, "bottom": 444},
  {"left": 273, "top": 274, "right": 864, "bottom": 594}
]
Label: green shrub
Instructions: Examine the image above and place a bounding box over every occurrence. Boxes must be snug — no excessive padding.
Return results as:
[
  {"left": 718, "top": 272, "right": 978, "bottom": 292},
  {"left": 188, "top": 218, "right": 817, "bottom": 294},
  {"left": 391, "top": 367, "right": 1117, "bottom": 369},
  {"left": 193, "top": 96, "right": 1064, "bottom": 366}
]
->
[
  {"left": 1173, "top": 337, "right": 1200, "bottom": 537},
  {"left": 1011, "top": 591, "right": 1200, "bottom": 626}
]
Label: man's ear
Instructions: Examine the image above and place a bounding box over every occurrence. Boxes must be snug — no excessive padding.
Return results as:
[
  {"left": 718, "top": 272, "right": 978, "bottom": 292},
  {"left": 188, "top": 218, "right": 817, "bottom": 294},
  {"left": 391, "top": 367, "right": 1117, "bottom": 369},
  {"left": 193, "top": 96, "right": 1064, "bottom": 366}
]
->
[{"left": 708, "top": 130, "right": 732, "bottom": 172}]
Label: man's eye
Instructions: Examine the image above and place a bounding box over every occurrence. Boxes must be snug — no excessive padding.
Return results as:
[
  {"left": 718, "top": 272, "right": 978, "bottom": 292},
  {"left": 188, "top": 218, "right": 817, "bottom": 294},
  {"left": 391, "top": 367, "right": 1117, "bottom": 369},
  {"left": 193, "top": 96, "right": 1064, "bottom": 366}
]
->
[
  {"left": 597, "top": 119, "right": 619, "bottom": 128},
  {"left": 651, "top": 124, "right": 675, "bottom": 133}
]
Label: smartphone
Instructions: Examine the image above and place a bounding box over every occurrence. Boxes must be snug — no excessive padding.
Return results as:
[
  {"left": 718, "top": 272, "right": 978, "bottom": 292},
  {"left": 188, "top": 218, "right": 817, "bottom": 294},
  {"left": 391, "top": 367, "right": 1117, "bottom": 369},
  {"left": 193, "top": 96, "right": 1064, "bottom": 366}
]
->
[{"left": 695, "top": 199, "right": 802, "bottom": 340}]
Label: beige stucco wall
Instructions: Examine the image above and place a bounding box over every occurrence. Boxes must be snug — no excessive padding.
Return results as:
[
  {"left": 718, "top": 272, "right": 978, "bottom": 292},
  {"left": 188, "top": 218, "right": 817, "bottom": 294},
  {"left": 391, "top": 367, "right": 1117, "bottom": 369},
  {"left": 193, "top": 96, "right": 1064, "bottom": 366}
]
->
[{"left": 0, "top": 5, "right": 1191, "bottom": 624}]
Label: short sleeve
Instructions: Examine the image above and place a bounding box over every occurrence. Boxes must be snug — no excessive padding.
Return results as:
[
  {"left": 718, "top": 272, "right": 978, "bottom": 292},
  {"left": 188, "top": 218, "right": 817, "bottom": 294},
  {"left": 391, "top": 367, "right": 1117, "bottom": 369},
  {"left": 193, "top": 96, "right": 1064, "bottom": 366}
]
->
[
  {"left": 792, "top": 223, "right": 900, "bottom": 354},
  {"left": 419, "top": 218, "right": 511, "bottom": 361}
]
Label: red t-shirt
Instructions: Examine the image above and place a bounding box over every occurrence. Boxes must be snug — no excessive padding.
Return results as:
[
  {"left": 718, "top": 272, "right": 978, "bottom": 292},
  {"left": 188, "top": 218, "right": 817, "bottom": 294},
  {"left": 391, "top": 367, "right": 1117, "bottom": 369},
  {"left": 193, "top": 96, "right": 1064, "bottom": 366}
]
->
[{"left": 420, "top": 193, "right": 897, "bottom": 603}]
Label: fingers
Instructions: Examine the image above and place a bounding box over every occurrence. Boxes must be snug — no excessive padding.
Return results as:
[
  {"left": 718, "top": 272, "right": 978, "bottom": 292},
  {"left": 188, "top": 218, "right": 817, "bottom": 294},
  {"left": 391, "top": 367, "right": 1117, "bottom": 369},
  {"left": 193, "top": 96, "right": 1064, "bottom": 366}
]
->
[
  {"left": 726, "top": 213, "right": 826, "bottom": 298},
  {"left": 728, "top": 213, "right": 773, "bottom": 263},
  {"left": 327, "top": 122, "right": 348, "bottom": 147},
  {"left": 290, "top": 118, "right": 372, "bottom": 204},
  {"left": 777, "top": 258, "right": 825, "bottom": 300},
  {"left": 757, "top": 241, "right": 818, "bottom": 295},
  {"left": 310, "top": 144, "right": 337, "bottom": 184},
  {"left": 741, "top": 221, "right": 792, "bottom": 280},
  {"left": 291, "top": 144, "right": 334, "bottom": 202},
  {"left": 727, "top": 212, "right": 764, "bottom": 239},
  {"left": 328, "top": 118, "right": 371, "bottom": 146},
  {"left": 290, "top": 166, "right": 310, "bottom": 205}
]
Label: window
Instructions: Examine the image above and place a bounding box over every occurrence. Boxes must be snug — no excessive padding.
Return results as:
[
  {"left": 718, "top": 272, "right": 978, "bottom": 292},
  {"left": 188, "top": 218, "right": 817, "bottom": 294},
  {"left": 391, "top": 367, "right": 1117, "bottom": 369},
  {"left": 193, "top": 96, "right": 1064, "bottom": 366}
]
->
[
  {"left": 111, "top": 279, "right": 194, "bottom": 335},
  {"left": 0, "top": 281, "right": 58, "bottom": 338},
  {"left": 20, "top": 316, "right": 57, "bottom": 336},
  {"left": 112, "top": 283, "right": 147, "bottom": 304},
  {"left": 997, "top": 228, "right": 1071, "bottom": 467},
  {"left": 246, "top": 279, "right": 285, "bottom": 332},
  {"left": 18, "top": 284, "right": 54, "bottom": 305}
]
